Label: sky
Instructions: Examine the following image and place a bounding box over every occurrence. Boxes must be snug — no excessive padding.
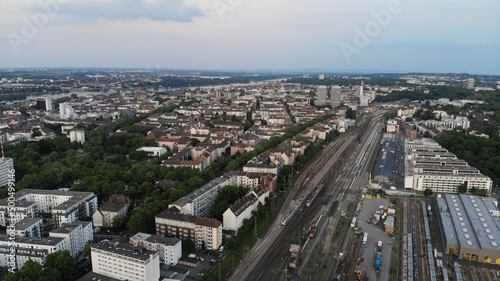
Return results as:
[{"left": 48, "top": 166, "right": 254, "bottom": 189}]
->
[{"left": 0, "top": 0, "right": 499, "bottom": 75}]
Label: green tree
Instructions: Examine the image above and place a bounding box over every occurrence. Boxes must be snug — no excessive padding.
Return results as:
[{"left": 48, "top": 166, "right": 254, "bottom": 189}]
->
[
  {"left": 190, "top": 138, "right": 200, "bottom": 146},
  {"left": 182, "top": 239, "right": 195, "bottom": 255},
  {"left": 423, "top": 188, "right": 433, "bottom": 197},
  {"left": 44, "top": 250, "right": 77, "bottom": 281},
  {"left": 457, "top": 183, "right": 468, "bottom": 194}
]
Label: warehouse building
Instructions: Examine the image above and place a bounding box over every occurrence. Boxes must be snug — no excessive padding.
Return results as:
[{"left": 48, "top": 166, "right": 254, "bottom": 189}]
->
[{"left": 437, "top": 194, "right": 500, "bottom": 263}]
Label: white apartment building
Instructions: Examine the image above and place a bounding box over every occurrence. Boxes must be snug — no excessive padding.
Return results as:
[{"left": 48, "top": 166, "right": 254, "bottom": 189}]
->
[
  {"left": 0, "top": 200, "right": 37, "bottom": 227},
  {"left": 69, "top": 129, "right": 85, "bottom": 144},
  {"left": 169, "top": 175, "right": 230, "bottom": 216},
  {"left": 49, "top": 221, "right": 93, "bottom": 257},
  {"left": 404, "top": 138, "right": 493, "bottom": 193},
  {"left": 223, "top": 186, "right": 269, "bottom": 232},
  {"left": 10, "top": 189, "right": 98, "bottom": 227},
  {"left": 0, "top": 235, "right": 67, "bottom": 270},
  {"left": 13, "top": 218, "right": 43, "bottom": 238},
  {"left": 223, "top": 193, "right": 258, "bottom": 232},
  {"left": 129, "top": 232, "right": 182, "bottom": 265},
  {"left": 195, "top": 217, "right": 222, "bottom": 251},
  {"left": 59, "top": 102, "right": 77, "bottom": 120},
  {"left": 228, "top": 171, "right": 260, "bottom": 188},
  {"left": 242, "top": 155, "right": 281, "bottom": 175},
  {"left": 91, "top": 241, "right": 160, "bottom": 281}
]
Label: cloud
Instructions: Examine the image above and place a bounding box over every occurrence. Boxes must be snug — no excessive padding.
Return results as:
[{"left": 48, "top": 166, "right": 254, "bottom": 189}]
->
[{"left": 28, "top": 0, "right": 206, "bottom": 23}]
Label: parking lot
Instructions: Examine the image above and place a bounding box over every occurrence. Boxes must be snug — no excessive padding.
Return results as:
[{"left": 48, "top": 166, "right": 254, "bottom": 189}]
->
[{"left": 356, "top": 197, "right": 394, "bottom": 281}]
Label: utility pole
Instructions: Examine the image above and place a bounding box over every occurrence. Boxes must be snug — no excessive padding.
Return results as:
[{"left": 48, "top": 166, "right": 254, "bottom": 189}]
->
[
  {"left": 254, "top": 216, "right": 257, "bottom": 243},
  {"left": 218, "top": 256, "right": 221, "bottom": 281}
]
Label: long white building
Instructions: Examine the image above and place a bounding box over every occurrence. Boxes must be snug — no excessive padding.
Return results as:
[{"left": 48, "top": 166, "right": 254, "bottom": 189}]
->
[
  {"left": 169, "top": 175, "right": 230, "bottom": 216},
  {"left": 0, "top": 189, "right": 98, "bottom": 228},
  {"left": 404, "top": 138, "right": 493, "bottom": 193},
  {"left": 0, "top": 235, "right": 67, "bottom": 270},
  {"left": 91, "top": 241, "right": 160, "bottom": 281}
]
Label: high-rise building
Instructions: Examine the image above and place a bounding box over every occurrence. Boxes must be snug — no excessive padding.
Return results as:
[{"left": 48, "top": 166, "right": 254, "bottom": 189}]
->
[
  {"left": 45, "top": 96, "right": 52, "bottom": 111},
  {"left": 316, "top": 85, "right": 328, "bottom": 106},
  {"left": 330, "top": 85, "right": 341, "bottom": 108},
  {"left": 0, "top": 157, "right": 14, "bottom": 187},
  {"left": 318, "top": 74, "right": 325, "bottom": 80},
  {"left": 69, "top": 129, "right": 85, "bottom": 144},
  {"left": 466, "top": 78, "right": 474, "bottom": 89},
  {"left": 59, "top": 103, "right": 76, "bottom": 120}
]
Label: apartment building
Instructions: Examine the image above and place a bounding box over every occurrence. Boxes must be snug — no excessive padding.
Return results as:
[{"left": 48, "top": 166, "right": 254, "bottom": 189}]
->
[
  {"left": 223, "top": 193, "right": 258, "bottom": 232},
  {"left": 404, "top": 139, "right": 493, "bottom": 193},
  {"left": 0, "top": 200, "right": 37, "bottom": 227},
  {"left": 155, "top": 207, "right": 222, "bottom": 251},
  {"left": 169, "top": 175, "right": 230, "bottom": 216},
  {"left": 0, "top": 235, "right": 67, "bottom": 269},
  {"left": 91, "top": 241, "right": 160, "bottom": 281},
  {"left": 49, "top": 221, "right": 93, "bottom": 257},
  {"left": 129, "top": 232, "right": 182, "bottom": 265},
  {"left": 13, "top": 218, "right": 43, "bottom": 238},
  {"left": 3, "top": 189, "right": 98, "bottom": 228}
]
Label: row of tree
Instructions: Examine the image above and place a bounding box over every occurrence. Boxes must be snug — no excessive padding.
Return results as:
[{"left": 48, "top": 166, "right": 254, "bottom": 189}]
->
[
  {"left": 5, "top": 250, "right": 79, "bottom": 281},
  {"left": 434, "top": 131, "right": 500, "bottom": 185}
]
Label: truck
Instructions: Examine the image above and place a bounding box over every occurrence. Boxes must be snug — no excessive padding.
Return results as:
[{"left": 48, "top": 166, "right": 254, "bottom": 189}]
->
[
  {"left": 362, "top": 232, "right": 368, "bottom": 245},
  {"left": 375, "top": 252, "right": 382, "bottom": 269}
]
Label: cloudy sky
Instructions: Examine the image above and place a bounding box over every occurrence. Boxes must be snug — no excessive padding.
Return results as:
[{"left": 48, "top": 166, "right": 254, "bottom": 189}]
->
[{"left": 0, "top": 0, "right": 499, "bottom": 74}]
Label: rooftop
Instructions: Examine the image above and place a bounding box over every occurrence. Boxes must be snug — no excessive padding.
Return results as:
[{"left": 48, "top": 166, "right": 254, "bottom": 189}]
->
[
  {"left": 438, "top": 194, "right": 500, "bottom": 251},
  {"left": 92, "top": 241, "right": 157, "bottom": 262}
]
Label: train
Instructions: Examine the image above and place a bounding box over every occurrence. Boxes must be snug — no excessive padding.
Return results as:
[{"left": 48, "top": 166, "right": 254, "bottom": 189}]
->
[
  {"left": 306, "top": 184, "right": 324, "bottom": 207},
  {"left": 281, "top": 191, "right": 309, "bottom": 226}
]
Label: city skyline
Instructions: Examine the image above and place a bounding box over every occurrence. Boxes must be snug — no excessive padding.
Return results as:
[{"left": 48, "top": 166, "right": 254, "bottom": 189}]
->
[{"left": 1, "top": 0, "right": 499, "bottom": 75}]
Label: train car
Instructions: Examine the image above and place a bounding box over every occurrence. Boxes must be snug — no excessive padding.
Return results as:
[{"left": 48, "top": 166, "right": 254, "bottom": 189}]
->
[{"left": 309, "top": 226, "right": 317, "bottom": 238}]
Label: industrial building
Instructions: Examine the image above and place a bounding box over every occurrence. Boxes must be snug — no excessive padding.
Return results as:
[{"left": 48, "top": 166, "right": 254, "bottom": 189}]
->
[{"left": 437, "top": 194, "right": 500, "bottom": 263}]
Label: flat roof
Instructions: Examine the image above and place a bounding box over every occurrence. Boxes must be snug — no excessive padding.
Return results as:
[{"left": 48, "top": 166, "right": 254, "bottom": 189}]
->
[
  {"left": 50, "top": 221, "right": 91, "bottom": 234},
  {"left": 0, "top": 234, "right": 65, "bottom": 246},
  {"left": 92, "top": 241, "right": 157, "bottom": 262},
  {"left": 438, "top": 194, "right": 500, "bottom": 251},
  {"left": 171, "top": 175, "right": 230, "bottom": 206},
  {"left": 14, "top": 217, "right": 43, "bottom": 230},
  {"left": 76, "top": 271, "right": 121, "bottom": 281}
]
